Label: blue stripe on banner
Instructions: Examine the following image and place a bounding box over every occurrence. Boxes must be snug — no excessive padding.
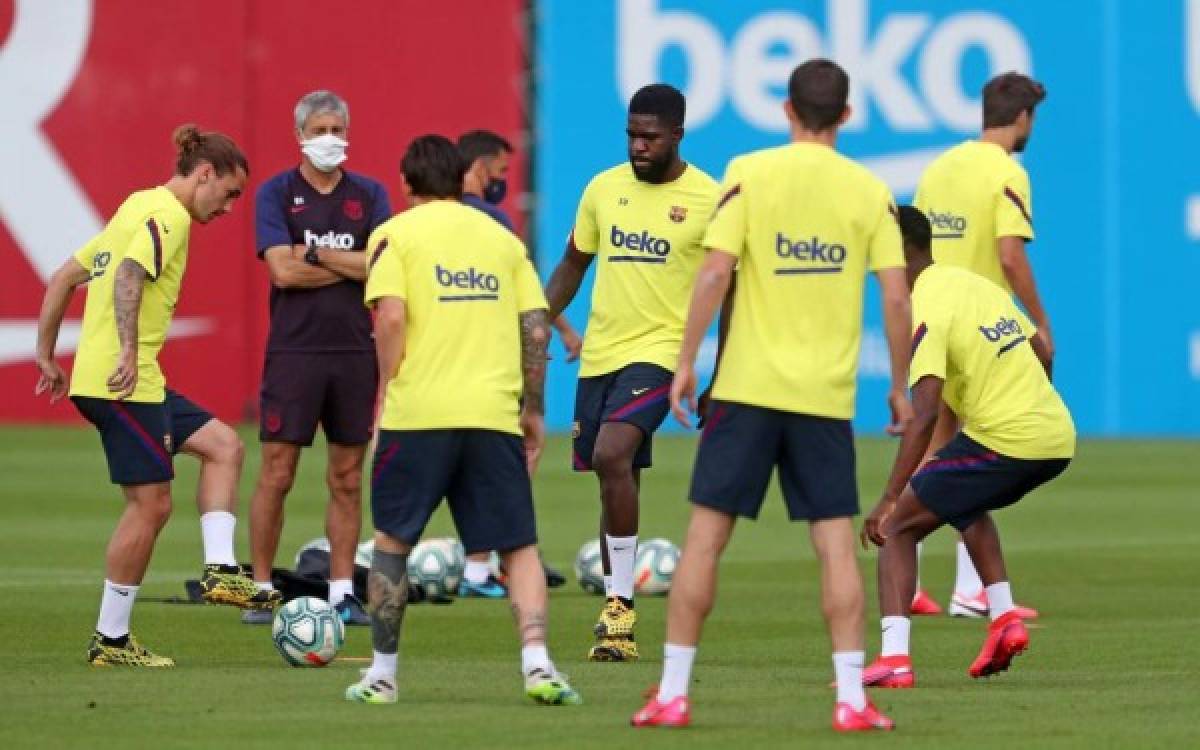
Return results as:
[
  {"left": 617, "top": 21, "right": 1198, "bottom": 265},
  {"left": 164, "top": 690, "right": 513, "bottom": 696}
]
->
[
  {"left": 438, "top": 294, "right": 499, "bottom": 302},
  {"left": 608, "top": 256, "right": 666, "bottom": 263}
]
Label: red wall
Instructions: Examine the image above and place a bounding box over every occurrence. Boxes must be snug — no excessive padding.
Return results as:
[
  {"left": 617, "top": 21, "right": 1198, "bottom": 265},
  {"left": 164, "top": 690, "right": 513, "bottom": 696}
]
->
[{"left": 0, "top": 0, "right": 527, "bottom": 422}]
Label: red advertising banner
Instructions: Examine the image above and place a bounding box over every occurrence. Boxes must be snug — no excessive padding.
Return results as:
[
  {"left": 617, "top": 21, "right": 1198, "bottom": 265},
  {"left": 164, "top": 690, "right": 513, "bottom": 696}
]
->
[{"left": 0, "top": 0, "right": 527, "bottom": 422}]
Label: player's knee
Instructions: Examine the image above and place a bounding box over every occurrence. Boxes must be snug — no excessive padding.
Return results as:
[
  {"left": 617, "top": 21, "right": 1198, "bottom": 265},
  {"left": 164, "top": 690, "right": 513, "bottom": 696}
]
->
[
  {"left": 327, "top": 466, "right": 362, "bottom": 500},
  {"left": 134, "top": 487, "right": 173, "bottom": 527},
  {"left": 260, "top": 461, "right": 297, "bottom": 495},
  {"left": 591, "top": 441, "right": 634, "bottom": 479},
  {"left": 207, "top": 423, "right": 243, "bottom": 467}
]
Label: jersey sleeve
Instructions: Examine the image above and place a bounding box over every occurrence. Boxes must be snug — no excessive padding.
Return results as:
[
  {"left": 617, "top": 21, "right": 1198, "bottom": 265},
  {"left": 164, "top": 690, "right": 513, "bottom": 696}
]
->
[
  {"left": 908, "top": 295, "right": 950, "bottom": 387},
  {"left": 255, "top": 177, "right": 292, "bottom": 257},
  {"left": 868, "top": 188, "right": 905, "bottom": 271},
  {"left": 702, "top": 158, "right": 748, "bottom": 259},
  {"left": 570, "top": 178, "right": 601, "bottom": 254},
  {"left": 364, "top": 227, "right": 405, "bottom": 305},
  {"left": 72, "top": 233, "right": 103, "bottom": 274},
  {"left": 125, "top": 213, "right": 183, "bottom": 281},
  {"left": 995, "top": 169, "right": 1034, "bottom": 241},
  {"left": 367, "top": 181, "right": 393, "bottom": 233}
]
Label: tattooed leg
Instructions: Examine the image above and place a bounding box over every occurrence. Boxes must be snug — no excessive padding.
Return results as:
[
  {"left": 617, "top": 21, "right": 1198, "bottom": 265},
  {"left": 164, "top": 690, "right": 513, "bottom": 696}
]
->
[
  {"left": 366, "top": 541, "right": 409, "bottom": 679},
  {"left": 503, "top": 545, "right": 554, "bottom": 675}
]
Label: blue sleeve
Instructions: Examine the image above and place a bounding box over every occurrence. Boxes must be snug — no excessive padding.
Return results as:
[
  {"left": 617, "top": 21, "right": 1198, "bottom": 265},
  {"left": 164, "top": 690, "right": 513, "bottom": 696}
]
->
[
  {"left": 368, "top": 180, "right": 392, "bottom": 232},
  {"left": 255, "top": 175, "right": 291, "bottom": 258}
]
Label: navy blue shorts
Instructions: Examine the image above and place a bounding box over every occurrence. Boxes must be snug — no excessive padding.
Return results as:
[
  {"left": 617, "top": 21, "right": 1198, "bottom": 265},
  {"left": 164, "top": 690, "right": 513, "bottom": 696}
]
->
[
  {"left": 910, "top": 433, "right": 1070, "bottom": 531},
  {"left": 259, "top": 351, "right": 377, "bottom": 446},
  {"left": 370, "top": 429, "right": 537, "bottom": 554},
  {"left": 72, "top": 390, "right": 213, "bottom": 486},
  {"left": 572, "top": 363, "right": 672, "bottom": 471},
  {"left": 689, "top": 401, "right": 858, "bottom": 521}
]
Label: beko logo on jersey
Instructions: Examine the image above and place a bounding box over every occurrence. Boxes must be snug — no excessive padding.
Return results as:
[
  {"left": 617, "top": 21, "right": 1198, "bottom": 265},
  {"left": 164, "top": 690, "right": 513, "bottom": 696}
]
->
[
  {"left": 435, "top": 263, "right": 500, "bottom": 301},
  {"left": 979, "top": 316, "right": 1027, "bottom": 357},
  {"left": 774, "top": 233, "right": 846, "bottom": 275},
  {"left": 929, "top": 210, "right": 967, "bottom": 238},
  {"left": 304, "top": 229, "right": 355, "bottom": 250},
  {"left": 609, "top": 225, "right": 670, "bottom": 263}
]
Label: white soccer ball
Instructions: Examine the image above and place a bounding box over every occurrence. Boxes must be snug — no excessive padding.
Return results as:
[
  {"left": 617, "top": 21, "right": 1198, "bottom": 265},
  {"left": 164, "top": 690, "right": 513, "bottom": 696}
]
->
[
  {"left": 574, "top": 539, "right": 605, "bottom": 595},
  {"left": 293, "top": 537, "right": 330, "bottom": 568},
  {"left": 355, "top": 539, "right": 375, "bottom": 569},
  {"left": 634, "top": 538, "right": 680, "bottom": 596},
  {"left": 272, "top": 596, "right": 345, "bottom": 667},
  {"left": 407, "top": 537, "right": 465, "bottom": 598}
]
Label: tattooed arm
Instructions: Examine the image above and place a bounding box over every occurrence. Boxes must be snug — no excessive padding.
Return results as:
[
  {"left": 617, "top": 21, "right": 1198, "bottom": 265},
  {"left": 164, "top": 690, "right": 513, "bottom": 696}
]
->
[
  {"left": 518, "top": 308, "right": 550, "bottom": 476},
  {"left": 107, "top": 258, "right": 146, "bottom": 399}
]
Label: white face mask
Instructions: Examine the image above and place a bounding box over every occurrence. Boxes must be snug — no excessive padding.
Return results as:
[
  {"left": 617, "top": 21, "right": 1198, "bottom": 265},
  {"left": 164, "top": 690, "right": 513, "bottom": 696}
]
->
[{"left": 301, "top": 134, "right": 348, "bottom": 172}]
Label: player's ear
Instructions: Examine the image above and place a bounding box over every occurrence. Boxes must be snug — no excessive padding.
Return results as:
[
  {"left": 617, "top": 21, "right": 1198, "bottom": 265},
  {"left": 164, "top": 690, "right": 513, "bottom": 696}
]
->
[
  {"left": 837, "top": 105, "right": 852, "bottom": 127},
  {"left": 783, "top": 100, "right": 797, "bottom": 126}
]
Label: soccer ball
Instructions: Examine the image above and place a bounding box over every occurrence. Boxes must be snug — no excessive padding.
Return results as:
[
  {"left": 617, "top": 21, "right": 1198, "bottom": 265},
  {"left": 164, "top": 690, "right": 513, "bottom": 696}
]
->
[
  {"left": 634, "top": 538, "right": 680, "bottom": 596},
  {"left": 355, "top": 539, "right": 374, "bottom": 568},
  {"left": 407, "top": 537, "right": 464, "bottom": 599},
  {"left": 272, "top": 596, "right": 345, "bottom": 667},
  {"left": 293, "top": 537, "right": 330, "bottom": 568},
  {"left": 574, "top": 539, "right": 605, "bottom": 595}
]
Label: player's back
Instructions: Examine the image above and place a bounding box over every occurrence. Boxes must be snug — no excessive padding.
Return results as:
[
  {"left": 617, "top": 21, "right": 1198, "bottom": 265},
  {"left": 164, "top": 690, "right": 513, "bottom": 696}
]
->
[
  {"left": 911, "top": 264, "right": 1074, "bottom": 458},
  {"left": 71, "top": 186, "right": 193, "bottom": 402},
  {"left": 365, "top": 200, "right": 546, "bottom": 435},
  {"left": 706, "top": 143, "right": 904, "bottom": 419},
  {"left": 914, "top": 141, "right": 1033, "bottom": 291}
]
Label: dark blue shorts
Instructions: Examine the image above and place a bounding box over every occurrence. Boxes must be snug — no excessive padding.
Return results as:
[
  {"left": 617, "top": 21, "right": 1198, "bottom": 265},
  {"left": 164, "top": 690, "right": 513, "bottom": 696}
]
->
[
  {"left": 72, "top": 390, "right": 213, "bottom": 486},
  {"left": 689, "top": 401, "right": 858, "bottom": 521},
  {"left": 370, "top": 429, "right": 537, "bottom": 554},
  {"left": 910, "top": 433, "right": 1070, "bottom": 531},
  {"left": 259, "top": 351, "right": 377, "bottom": 446},
  {"left": 572, "top": 363, "right": 672, "bottom": 471}
]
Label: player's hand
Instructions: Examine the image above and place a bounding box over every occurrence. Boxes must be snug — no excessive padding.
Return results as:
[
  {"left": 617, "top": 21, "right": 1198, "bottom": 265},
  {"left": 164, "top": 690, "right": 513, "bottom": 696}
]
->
[
  {"left": 34, "top": 357, "right": 68, "bottom": 403},
  {"left": 695, "top": 384, "right": 713, "bottom": 429},
  {"left": 106, "top": 349, "right": 137, "bottom": 400},
  {"left": 885, "top": 387, "right": 913, "bottom": 436},
  {"left": 861, "top": 498, "right": 896, "bottom": 549},
  {"left": 560, "top": 328, "right": 583, "bottom": 363},
  {"left": 1033, "top": 328, "right": 1055, "bottom": 379},
  {"left": 519, "top": 410, "right": 545, "bottom": 477},
  {"left": 669, "top": 363, "right": 697, "bottom": 428}
]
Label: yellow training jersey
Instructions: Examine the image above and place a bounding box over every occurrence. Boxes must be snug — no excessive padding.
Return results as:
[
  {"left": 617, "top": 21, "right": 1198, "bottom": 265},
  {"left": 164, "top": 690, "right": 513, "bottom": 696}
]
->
[
  {"left": 913, "top": 140, "right": 1034, "bottom": 291},
  {"left": 365, "top": 200, "right": 547, "bottom": 435},
  {"left": 704, "top": 142, "right": 905, "bottom": 419},
  {"left": 910, "top": 265, "right": 1074, "bottom": 459},
  {"left": 570, "top": 162, "right": 719, "bottom": 377},
  {"left": 69, "top": 186, "right": 192, "bottom": 403}
]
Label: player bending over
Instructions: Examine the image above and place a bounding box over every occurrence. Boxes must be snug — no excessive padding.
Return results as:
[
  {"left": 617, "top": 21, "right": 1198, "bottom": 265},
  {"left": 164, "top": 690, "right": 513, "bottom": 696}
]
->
[
  {"left": 35, "top": 125, "right": 277, "bottom": 668},
  {"left": 345, "top": 135, "right": 579, "bottom": 706},
  {"left": 860, "top": 206, "right": 1074, "bottom": 688}
]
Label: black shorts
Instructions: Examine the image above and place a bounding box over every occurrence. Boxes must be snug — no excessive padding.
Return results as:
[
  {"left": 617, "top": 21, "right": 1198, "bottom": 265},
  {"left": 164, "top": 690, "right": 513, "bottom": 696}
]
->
[
  {"left": 572, "top": 363, "right": 672, "bottom": 471},
  {"left": 689, "top": 401, "right": 858, "bottom": 521},
  {"left": 370, "top": 429, "right": 537, "bottom": 554},
  {"left": 259, "top": 351, "right": 377, "bottom": 446},
  {"left": 910, "top": 432, "right": 1070, "bottom": 531},
  {"left": 72, "top": 390, "right": 213, "bottom": 486}
]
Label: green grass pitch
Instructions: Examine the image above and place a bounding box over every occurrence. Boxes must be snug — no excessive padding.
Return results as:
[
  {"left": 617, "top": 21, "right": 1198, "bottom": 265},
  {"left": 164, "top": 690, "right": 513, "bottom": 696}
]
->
[{"left": 1, "top": 427, "right": 1196, "bottom": 749}]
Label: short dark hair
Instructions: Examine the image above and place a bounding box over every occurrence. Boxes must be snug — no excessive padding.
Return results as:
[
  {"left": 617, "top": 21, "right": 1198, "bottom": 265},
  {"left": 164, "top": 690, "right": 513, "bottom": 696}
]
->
[
  {"left": 628, "top": 83, "right": 686, "bottom": 127},
  {"left": 402, "top": 134, "right": 464, "bottom": 199},
  {"left": 172, "top": 124, "right": 248, "bottom": 177},
  {"left": 457, "top": 130, "right": 512, "bottom": 167},
  {"left": 787, "top": 59, "right": 849, "bottom": 131},
  {"left": 896, "top": 205, "right": 931, "bottom": 252},
  {"left": 982, "top": 72, "right": 1046, "bottom": 128}
]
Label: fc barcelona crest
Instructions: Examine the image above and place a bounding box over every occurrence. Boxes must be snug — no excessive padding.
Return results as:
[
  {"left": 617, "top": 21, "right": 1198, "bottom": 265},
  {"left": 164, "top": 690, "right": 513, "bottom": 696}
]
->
[
  {"left": 668, "top": 205, "right": 687, "bottom": 223},
  {"left": 343, "top": 199, "right": 364, "bottom": 221}
]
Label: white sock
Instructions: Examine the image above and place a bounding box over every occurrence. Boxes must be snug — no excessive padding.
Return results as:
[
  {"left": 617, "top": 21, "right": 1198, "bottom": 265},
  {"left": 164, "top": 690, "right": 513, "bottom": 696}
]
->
[
  {"left": 915, "top": 541, "right": 923, "bottom": 590},
  {"left": 200, "top": 511, "right": 237, "bottom": 566},
  {"left": 464, "top": 560, "right": 490, "bottom": 585},
  {"left": 833, "top": 651, "right": 867, "bottom": 711},
  {"left": 328, "top": 578, "right": 353, "bottom": 606},
  {"left": 986, "top": 581, "right": 1015, "bottom": 620},
  {"left": 605, "top": 534, "right": 637, "bottom": 600},
  {"left": 880, "top": 616, "right": 911, "bottom": 657},
  {"left": 603, "top": 575, "right": 613, "bottom": 597},
  {"left": 366, "top": 649, "right": 397, "bottom": 681},
  {"left": 954, "top": 541, "right": 983, "bottom": 595},
  {"left": 521, "top": 644, "right": 551, "bottom": 675},
  {"left": 255, "top": 581, "right": 275, "bottom": 592},
  {"left": 657, "top": 643, "right": 696, "bottom": 702},
  {"left": 96, "top": 580, "right": 139, "bottom": 639}
]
